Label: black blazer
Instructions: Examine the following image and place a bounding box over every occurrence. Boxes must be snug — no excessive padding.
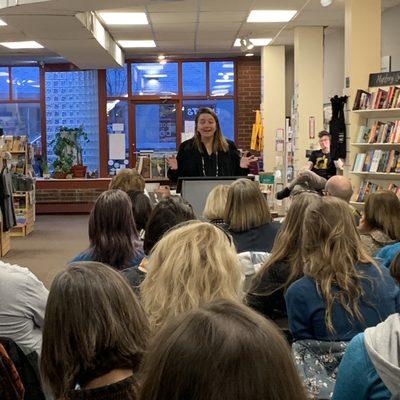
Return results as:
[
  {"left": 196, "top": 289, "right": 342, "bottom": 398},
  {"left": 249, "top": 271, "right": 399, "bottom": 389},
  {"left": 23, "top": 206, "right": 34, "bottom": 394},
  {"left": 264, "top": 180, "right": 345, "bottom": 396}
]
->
[{"left": 167, "top": 138, "right": 248, "bottom": 183}]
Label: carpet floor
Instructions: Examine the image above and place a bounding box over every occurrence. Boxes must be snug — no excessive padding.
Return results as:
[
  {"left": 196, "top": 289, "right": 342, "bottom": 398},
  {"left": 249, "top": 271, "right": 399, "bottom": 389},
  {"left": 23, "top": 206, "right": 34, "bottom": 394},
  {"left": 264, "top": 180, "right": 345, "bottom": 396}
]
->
[{"left": 2, "top": 215, "right": 89, "bottom": 289}]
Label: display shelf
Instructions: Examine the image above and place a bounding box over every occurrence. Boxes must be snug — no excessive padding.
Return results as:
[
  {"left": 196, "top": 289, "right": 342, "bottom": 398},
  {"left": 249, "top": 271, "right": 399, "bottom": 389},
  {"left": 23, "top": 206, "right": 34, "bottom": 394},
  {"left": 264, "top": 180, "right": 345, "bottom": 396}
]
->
[
  {"left": 350, "top": 171, "right": 400, "bottom": 179},
  {"left": 351, "top": 143, "right": 400, "bottom": 147},
  {"left": 353, "top": 108, "right": 400, "bottom": 118}
]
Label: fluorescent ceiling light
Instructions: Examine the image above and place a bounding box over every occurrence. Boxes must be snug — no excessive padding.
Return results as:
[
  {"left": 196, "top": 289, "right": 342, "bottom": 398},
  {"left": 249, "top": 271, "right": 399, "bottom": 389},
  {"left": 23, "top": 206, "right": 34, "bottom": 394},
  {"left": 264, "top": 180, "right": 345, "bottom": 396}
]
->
[
  {"left": 143, "top": 74, "right": 167, "bottom": 78},
  {"left": 245, "top": 53, "right": 255, "bottom": 57},
  {"left": 234, "top": 38, "right": 272, "bottom": 47},
  {"left": 0, "top": 41, "right": 43, "bottom": 49},
  {"left": 118, "top": 40, "right": 156, "bottom": 48},
  {"left": 99, "top": 12, "right": 148, "bottom": 25},
  {"left": 0, "top": 19, "right": 7, "bottom": 26},
  {"left": 247, "top": 10, "right": 297, "bottom": 23}
]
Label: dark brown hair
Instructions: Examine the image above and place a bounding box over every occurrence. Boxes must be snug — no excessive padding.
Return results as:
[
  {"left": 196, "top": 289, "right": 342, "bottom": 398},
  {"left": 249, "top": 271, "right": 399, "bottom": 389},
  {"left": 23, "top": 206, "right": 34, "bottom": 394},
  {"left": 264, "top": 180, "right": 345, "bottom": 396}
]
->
[
  {"left": 139, "top": 300, "right": 307, "bottom": 400},
  {"left": 390, "top": 251, "right": 400, "bottom": 285},
  {"left": 193, "top": 107, "right": 229, "bottom": 153},
  {"left": 318, "top": 130, "right": 331, "bottom": 139},
  {"left": 41, "top": 262, "right": 149, "bottom": 399},
  {"left": 88, "top": 189, "right": 142, "bottom": 269},
  {"left": 127, "top": 190, "right": 153, "bottom": 232},
  {"left": 109, "top": 168, "right": 145, "bottom": 192}
]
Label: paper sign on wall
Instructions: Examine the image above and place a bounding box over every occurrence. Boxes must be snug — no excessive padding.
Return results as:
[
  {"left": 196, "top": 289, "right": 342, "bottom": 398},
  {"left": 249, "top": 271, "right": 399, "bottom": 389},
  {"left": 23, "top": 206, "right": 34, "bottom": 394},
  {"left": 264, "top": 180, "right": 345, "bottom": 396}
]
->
[
  {"left": 112, "top": 123, "right": 124, "bottom": 133},
  {"left": 184, "top": 120, "right": 195, "bottom": 133},
  {"left": 109, "top": 134, "right": 125, "bottom": 160}
]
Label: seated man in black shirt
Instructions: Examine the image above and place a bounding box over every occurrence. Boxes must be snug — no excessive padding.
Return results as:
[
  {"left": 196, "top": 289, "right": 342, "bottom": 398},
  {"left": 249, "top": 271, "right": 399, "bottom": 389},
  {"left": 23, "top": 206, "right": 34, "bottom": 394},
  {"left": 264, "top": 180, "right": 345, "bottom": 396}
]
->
[{"left": 276, "top": 131, "right": 343, "bottom": 199}]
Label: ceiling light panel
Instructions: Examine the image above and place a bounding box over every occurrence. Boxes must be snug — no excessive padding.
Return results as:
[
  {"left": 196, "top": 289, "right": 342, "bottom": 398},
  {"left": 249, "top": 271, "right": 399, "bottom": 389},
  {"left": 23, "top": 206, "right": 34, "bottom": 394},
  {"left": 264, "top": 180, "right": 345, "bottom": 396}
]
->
[
  {"left": 118, "top": 40, "right": 156, "bottom": 48},
  {"left": 247, "top": 10, "right": 297, "bottom": 23},
  {"left": 99, "top": 12, "right": 148, "bottom": 25},
  {"left": 234, "top": 38, "right": 272, "bottom": 46},
  {"left": 0, "top": 41, "right": 43, "bottom": 49}
]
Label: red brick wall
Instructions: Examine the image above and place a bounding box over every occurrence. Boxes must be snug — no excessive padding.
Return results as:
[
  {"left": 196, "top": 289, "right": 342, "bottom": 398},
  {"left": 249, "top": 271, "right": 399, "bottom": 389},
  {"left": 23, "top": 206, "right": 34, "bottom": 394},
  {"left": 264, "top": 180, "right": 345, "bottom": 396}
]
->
[{"left": 236, "top": 58, "right": 261, "bottom": 151}]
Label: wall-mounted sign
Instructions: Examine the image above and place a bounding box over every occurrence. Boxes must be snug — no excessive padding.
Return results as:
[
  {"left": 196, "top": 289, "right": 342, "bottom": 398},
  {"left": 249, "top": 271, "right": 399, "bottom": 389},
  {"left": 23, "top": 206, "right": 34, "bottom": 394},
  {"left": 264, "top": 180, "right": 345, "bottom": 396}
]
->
[{"left": 369, "top": 71, "right": 400, "bottom": 87}]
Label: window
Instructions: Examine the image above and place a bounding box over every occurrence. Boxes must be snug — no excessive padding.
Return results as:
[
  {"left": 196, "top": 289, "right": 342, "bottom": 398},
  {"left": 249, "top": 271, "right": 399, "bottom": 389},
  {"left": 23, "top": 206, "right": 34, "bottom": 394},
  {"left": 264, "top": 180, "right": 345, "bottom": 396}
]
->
[
  {"left": 106, "top": 65, "right": 128, "bottom": 97},
  {"left": 45, "top": 70, "right": 99, "bottom": 172},
  {"left": 209, "top": 61, "right": 234, "bottom": 96},
  {"left": 182, "top": 99, "right": 235, "bottom": 141},
  {"left": 182, "top": 62, "right": 206, "bottom": 96},
  {"left": 135, "top": 103, "right": 177, "bottom": 151},
  {"left": 0, "top": 67, "right": 9, "bottom": 100},
  {"left": 132, "top": 62, "right": 178, "bottom": 96},
  {"left": 11, "top": 67, "right": 40, "bottom": 100}
]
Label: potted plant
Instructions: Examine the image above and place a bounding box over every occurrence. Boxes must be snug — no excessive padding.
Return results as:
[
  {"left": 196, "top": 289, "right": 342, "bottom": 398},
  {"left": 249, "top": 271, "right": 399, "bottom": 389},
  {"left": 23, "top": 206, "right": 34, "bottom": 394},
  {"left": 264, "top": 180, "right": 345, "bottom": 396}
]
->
[{"left": 41, "top": 159, "right": 51, "bottom": 179}]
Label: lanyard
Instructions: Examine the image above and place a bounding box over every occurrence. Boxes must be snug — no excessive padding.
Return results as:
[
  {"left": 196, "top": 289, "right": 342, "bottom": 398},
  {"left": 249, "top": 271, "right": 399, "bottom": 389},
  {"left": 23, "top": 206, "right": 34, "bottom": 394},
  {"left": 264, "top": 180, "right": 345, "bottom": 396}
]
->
[{"left": 201, "top": 151, "right": 219, "bottom": 177}]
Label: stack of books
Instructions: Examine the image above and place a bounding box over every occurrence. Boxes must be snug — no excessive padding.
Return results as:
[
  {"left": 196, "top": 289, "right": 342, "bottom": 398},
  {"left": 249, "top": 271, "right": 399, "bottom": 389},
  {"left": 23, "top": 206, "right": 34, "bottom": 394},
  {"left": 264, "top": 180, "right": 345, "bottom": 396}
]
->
[
  {"left": 353, "top": 86, "right": 400, "bottom": 110},
  {"left": 356, "top": 121, "right": 400, "bottom": 143},
  {"left": 355, "top": 181, "right": 400, "bottom": 202},
  {"left": 352, "top": 150, "right": 400, "bottom": 173}
]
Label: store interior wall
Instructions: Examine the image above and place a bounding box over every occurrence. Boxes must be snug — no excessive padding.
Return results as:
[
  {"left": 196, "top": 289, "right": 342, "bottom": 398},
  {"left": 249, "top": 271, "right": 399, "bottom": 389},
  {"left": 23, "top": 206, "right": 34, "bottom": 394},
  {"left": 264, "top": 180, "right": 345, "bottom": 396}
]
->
[
  {"left": 285, "top": 47, "right": 295, "bottom": 117},
  {"left": 381, "top": 4, "right": 400, "bottom": 71}
]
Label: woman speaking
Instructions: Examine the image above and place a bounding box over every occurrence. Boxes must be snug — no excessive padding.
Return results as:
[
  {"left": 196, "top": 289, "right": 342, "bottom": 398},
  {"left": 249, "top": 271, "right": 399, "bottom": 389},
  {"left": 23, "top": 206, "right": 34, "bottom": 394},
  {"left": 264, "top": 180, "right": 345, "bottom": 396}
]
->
[{"left": 167, "top": 108, "right": 256, "bottom": 183}]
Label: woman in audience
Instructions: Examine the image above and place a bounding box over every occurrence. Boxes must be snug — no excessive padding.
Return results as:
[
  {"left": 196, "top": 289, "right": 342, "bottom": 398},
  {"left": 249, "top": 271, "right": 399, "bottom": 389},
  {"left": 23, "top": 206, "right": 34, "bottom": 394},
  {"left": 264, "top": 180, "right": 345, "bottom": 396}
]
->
[
  {"left": 109, "top": 168, "right": 145, "bottom": 193},
  {"left": 72, "top": 190, "right": 144, "bottom": 271},
  {"left": 358, "top": 190, "right": 400, "bottom": 255},
  {"left": 139, "top": 300, "right": 307, "bottom": 400},
  {"left": 391, "top": 252, "right": 400, "bottom": 285},
  {"left": 375, "top": 241, "right": 400, "bottom": 269},
  {"left": 332, "top": 312, "right": 400, "bottom": 400},
  {"left": 203, "top": 184, "right": 229, "bottom": 225},
  {"left": 286, "top": 196, "right": 400, "bottom": 341},
  {"left": 41, "top": 262, "right": 148, "bottom": 400},
  {"left": 141, "top": 221, "right": 243, "bottom": 331},
  {"left": 247, "top": 192, "right": 320, "bottom": 321},
  {"left": 127, "top": 190, "right": 153, "bottom": 239},
  {"left": 224, "top": 178, "right": 280, "bottom": 253}
]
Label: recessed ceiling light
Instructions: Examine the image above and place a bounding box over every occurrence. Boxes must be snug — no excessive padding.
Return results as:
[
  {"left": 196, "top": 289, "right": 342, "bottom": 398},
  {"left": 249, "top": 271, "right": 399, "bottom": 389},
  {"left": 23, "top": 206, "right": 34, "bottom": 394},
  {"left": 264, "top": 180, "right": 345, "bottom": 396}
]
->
[
  {"left": 158, "top": 55, "right": 166, "bottom": 60},
  {"left": 98, "top": 12, "right": 148, "bottom": 25},
  {"left": 159, "top": 60, "right": 167, "bottom": 65},
  {"left": 245, "top": 53, "right": 255, "bottom": 57},
  {"left": 117, "top": 40, "right": 156, "bottom": 48},
  {"left": 0, "top": 19, "right": 7, "bottom": 26},
  {"left": 0, "top": 41, "right": 43, "bottom": 49},
  {"left": 234, "top": 38, "right": 272, "bottom": 47},
  {"left": 247, "top": 10, "right": 297, "bottom": 23}
]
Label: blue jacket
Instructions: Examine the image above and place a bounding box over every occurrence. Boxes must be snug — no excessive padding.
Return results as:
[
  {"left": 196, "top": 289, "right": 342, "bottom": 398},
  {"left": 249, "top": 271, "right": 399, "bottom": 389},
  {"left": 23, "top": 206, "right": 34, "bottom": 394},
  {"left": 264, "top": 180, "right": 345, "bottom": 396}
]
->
[
  {"left": 375, "top": 242, "right": 400, "bottom": 268},
  {"left": 71, "top": 249, "right": 144, "bottom": 269},
  {"left": 332, "top": 333, "right": 391, "bottom": 400},
  {"left": 285, "top": 263, "right": 400, "bottom": 341}
]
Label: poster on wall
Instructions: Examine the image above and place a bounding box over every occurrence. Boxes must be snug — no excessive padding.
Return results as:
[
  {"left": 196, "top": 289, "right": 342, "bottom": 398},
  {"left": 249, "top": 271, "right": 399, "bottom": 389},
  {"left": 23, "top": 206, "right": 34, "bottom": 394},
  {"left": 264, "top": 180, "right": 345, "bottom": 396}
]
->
[{"left": 159, "top": 104, "right": 177, "bottom": 144}]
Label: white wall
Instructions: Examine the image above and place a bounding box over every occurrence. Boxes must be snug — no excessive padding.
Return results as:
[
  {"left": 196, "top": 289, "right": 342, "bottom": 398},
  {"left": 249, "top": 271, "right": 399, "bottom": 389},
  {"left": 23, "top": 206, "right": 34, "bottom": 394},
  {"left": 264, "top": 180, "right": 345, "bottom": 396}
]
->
[
  {"left": 285, "top": 47, "right": 294, "bottom": 116},
  {"left": 381, "top": 5, "right": 400, "bottom": 71}
]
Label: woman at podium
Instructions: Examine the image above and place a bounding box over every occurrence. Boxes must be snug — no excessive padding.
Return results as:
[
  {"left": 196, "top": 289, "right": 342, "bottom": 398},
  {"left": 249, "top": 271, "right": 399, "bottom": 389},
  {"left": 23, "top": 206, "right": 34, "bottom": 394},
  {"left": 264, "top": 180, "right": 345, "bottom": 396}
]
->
[{"left": 167, "top": 108, "right": 256, "bottom": 183}]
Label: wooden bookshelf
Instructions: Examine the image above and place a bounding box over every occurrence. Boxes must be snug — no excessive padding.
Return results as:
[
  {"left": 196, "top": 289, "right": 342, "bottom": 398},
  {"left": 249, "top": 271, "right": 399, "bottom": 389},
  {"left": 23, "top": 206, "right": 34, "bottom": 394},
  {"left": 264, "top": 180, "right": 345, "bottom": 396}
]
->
[
  {"left": 351, "top": 143, "right": 400, "bottom": 147},
  {"left": 350, "top": 171, "right": 399, "bottom": 179},
  {"left": 353, "top": 108, "right": 400, "bottom": 118},
  {"left": 11, "top": 190, "right": 35, "bottom": 237}
]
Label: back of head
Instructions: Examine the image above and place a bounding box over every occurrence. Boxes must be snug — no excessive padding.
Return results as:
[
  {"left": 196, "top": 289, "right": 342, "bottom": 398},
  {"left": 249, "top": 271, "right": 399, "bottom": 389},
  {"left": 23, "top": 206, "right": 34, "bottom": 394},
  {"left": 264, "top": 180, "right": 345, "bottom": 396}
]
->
[
  {"left": 203, "top": 184, "right": 230, "bottom": 221},
  {"left": 141, "top": 221, "right": 243, "bottom": 331},
  {"left": 143, "top": 197, "right": 195, "bottom": 255},
  {"left": 325, "top": 175, "right": 353, "bottom": 202},
  {"left": 139, "top": 300, "right": 307, "bottom": 400},
  {"left": 109, "top": 168, "right": 145, "bottom": 193},
  {"left": 225, "top": 178, "right": 271, "bottom": 232},
  {"left": 89, "top": 189, "right": 141, "bottom": 268},
  {"left": 127, "top": 190, "right": 153, "bottom": 232},
  {"left": 41, "top": 262, "right": 149, "bottom": 399},
  {"left": 390, "top": 252, "right": 400, "bottom": 285},
  {"left": 364, "top": 190, "right": 400, "bottom": 240}
]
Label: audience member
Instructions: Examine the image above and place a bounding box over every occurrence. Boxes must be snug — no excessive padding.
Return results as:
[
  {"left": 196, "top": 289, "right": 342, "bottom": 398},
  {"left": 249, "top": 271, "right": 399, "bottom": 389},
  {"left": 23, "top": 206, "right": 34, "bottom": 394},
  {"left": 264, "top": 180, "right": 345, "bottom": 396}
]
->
[
  {"left": 203, "top": 184, "right": 229, "bottom": 225},
  {"left": 247, "top": 192, "right": 320, "bottom": 321},
  {"left": 109, "top": 168, "right": 145, "bottom": 193},
  {"left": 127, "top": 190, "right": 153, "bottom": 239},
  {"left": 375, "top": 242, "right": 400, "bottom": 269},
  {"left": 71, "top": 190, "right": 144, "bottom": 272},
  {"left": 40, "top": 262, "right": 149, "bottom": 400},
  {"left": 224, "top": 178, "right": 280, "bottom": 253},
  {"left": 358, "top": 191, "right": 400, "bottom": 255},
  {"left": 141, "top": 221, "right": 243, "bottom": 331},
  {"left": 139, "top": 300, "right": 307, "bottom": 400},
  {"left": 390, "top": 252, "right": 400, "bottom": 285},
  {"left": 333, "top": 313, "right": 400, "bottom": 400},
  {"left": 286, "top": 196, "right": 400, "bottom": 341},
  {"left": 0, "top": 261, "right": 48, "bottom": 356}
]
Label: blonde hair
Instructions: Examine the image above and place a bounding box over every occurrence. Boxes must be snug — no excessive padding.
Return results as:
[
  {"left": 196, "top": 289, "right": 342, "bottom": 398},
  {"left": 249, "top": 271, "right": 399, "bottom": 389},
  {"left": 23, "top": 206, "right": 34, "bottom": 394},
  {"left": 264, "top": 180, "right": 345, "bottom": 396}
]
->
[
  {"left": 141, "top": 221, "right": 243, "bottom": 331},
  {"left": 364, "top": 190, "right": 400, "bottom": 241},
  {"left": 109, "top": 168, "right": 145, "bottom": 192},
  {"left": 225, "top": 179, "right": 271, "bottom": 232},
  {"left": 203, "top": 185, "right": 230, "bottom": 221},
  {"left": 302, "top": 196, "right": 376, "bottom": 333}
]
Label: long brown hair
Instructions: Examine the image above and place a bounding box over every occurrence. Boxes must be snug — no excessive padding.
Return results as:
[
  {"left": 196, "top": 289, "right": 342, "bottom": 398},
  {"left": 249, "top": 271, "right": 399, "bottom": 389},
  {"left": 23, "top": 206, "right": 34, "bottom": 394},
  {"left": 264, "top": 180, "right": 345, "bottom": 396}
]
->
[
  {"left": 302, "top": 196, "right": 376, "bottom": 332},
  {"left": 88, "top": 189, "right": 142, "bottom": 269},
  {"left": 251, "top": 192, "right": 321, "bottom": 294},
  {"left": 139, "top": 300, "right": 307, "bottom": 400},
  {"left": 193, "top": 107, "right": 229, "bottom": 153},
  {"left": 224, "top": 178, "right": 271, "bottom": 232},
  {"left": 41, "top": 262, "right": 149, "bottom": 399},
  {"left": 364, "top": 190, "right": 400, "bottom": 240}
]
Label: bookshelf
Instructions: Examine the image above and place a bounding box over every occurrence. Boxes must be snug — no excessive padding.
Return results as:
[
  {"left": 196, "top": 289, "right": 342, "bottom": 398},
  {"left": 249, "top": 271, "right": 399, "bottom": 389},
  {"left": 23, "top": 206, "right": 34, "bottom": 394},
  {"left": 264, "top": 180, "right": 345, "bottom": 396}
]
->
[
  {"left": 353, "top": 108, "right": 400, "bottom": 118},
  {"left": 11, "top": 190, "right": 35, "bottom": 237},
  {"left": 351, "top": 143, "right": 400, "bottom": 148},
  {"left": 350, "top": 172, "right": 399, "bottom": 179}
]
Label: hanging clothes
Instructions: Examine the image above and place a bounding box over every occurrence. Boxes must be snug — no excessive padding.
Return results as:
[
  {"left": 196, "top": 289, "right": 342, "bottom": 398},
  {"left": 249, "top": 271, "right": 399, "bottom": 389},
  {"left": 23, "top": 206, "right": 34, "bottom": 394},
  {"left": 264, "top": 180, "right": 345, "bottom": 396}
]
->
[
  {"left": 0, "top": 164, "right": 17, "bottom": 232},
  {"left": 329, "top": 95, "right": 348, "bottom": 160}
]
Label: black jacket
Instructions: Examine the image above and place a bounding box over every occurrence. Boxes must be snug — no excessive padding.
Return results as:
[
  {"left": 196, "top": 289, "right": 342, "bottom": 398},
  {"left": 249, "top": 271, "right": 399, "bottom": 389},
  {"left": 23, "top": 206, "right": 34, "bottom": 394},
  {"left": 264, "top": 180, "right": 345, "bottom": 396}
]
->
[{"left": 167, "top": 138, "right": 248, "bottom": 183}]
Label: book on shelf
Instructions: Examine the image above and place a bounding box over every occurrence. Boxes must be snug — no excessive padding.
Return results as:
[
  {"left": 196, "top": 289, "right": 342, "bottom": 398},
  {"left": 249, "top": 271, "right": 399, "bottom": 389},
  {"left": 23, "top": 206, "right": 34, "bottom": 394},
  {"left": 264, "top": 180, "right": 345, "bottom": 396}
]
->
[
  {"left": 352, "top": 153, "right": 366, "bottom": 172},
  {"left": 150, "top": 156, "right": 167, "bottom": 178},
  {"left": 355, "top": 181, "right": 400, "bottom": 202},
  {"left": 356, "top": 125, "right": 371, "bottom": 143},
  {"left": 355, "top": 120, "right": 400, "bottom": 144},
  {"left": 352, "top": 86, "right": 400, "bottom": 110},
  {"left": 352, "top": 150, "right": 400, "bottom": 173}
]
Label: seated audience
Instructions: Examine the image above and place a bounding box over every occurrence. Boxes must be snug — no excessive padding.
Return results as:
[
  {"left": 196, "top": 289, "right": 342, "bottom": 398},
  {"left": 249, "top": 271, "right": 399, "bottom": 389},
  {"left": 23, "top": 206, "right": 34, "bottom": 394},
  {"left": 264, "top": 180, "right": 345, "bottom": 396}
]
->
[
  {"left": 139, "top": 300, "right": 307, "bottom": 400},
  {"left": 127, "top": 190, "right": 153, "bottom": 239},
  {"left": 224, "top": 178, "right": 280, "bottom": 253},
  {"left": 203, "top": 184, "right": 230, "bottom": 225},
  {"left": 0, "top": 261, "right": 48, "bottom": 356},
  {"left": 358, "top": 191, "right": 400, "bottom": 255},
  {"left": 72, "top": 190, "right": 144, "bottom": 273},
  {"left": 247, "top": 192, "right": 320, "bottom": 321},
  {"left": 333, "top": 313, "right": 400, "bottom": 400},
  {"left": 109, "top": 168, "right": 145, "bottom": 193},
  {"left": 286, "top": 196, "right": 400, "bottom": 342},
  {"left": 391, "top": 252, "right": 400, "bottom": 285},
  {"left": 141, "top": 221, "right": 243, "bottom": 331},
  {"left": 40, "top": 262, "right": 148, "bottom": 400},
  {"left": 375, "top": 242, "right": 400, "bottom": 269}
]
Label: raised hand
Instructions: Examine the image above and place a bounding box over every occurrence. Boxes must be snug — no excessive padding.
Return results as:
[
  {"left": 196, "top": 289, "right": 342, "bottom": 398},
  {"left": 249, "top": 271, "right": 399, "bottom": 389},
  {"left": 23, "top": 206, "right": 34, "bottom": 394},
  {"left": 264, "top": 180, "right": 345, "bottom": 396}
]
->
[
  {"left": 240, "top": 154, "right": 258, "bottom": 169},
  {"left": 166, "top": 155, "right": 178, "bottom": 170}
]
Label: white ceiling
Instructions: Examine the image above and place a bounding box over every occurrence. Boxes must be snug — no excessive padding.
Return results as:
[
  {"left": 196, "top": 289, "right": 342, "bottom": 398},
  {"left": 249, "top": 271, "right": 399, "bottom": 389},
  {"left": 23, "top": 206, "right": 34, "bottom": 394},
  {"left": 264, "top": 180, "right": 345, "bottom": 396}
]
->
[{"left": 0, "top": 0, "right": 398, "bottom": 65}]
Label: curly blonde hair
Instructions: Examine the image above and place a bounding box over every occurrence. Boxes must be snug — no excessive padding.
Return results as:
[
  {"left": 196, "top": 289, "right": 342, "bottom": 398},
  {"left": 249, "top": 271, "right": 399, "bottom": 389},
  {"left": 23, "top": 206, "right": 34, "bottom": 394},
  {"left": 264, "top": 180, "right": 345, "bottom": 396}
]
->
[
  {"left": 141, "top": 221, "right": 243, "bottom": 331},
  {"left": 109, "top": 168, "right": 145, "bottom": 193}
]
